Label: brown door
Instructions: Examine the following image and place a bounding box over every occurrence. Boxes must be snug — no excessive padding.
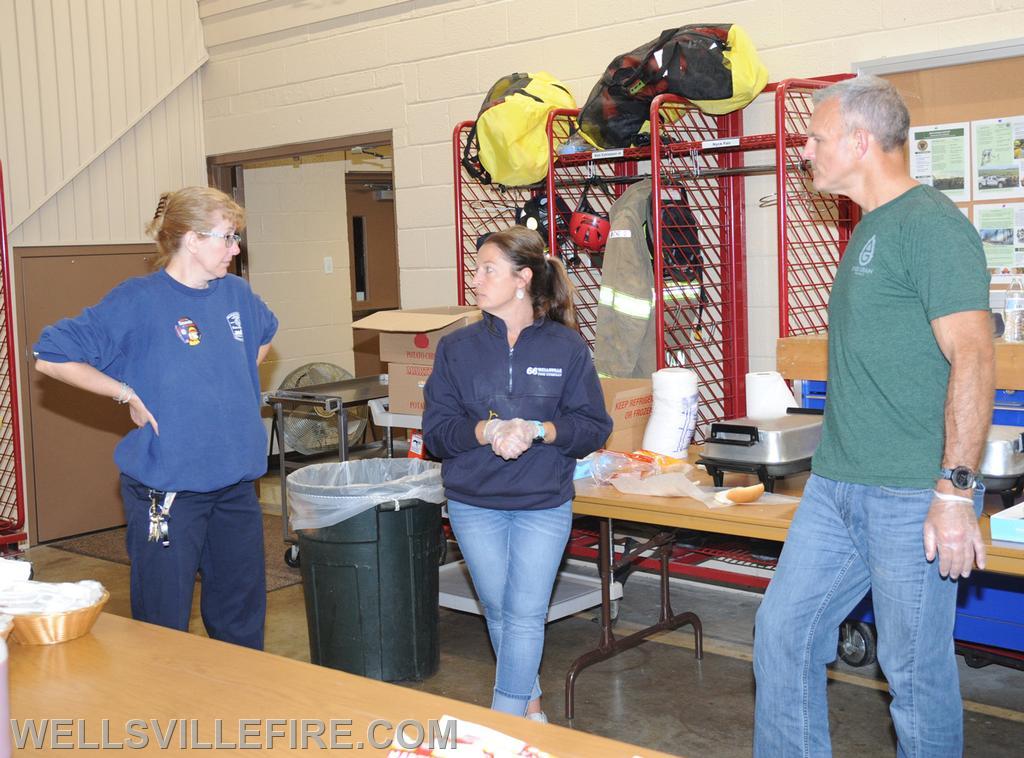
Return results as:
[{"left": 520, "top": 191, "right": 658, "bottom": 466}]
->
[
  {"left": 17, "top": 246, "right": 156, "bottom": 542},
  {"left": 347, "top": 172, "right": 398, "bottom": 377}
]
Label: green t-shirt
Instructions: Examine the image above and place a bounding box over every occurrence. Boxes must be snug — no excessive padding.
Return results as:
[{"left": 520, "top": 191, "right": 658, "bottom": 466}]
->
[{"left": 812, "top": 184, "right": 990, "bottom": 488}]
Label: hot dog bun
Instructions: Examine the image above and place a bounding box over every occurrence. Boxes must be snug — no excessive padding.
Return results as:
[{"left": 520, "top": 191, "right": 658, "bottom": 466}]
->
[{"left": 723, "top": 482, "right": 765, "bottom": 504}]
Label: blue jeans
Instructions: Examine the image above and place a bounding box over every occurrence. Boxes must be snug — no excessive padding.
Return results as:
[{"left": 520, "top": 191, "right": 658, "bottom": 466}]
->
[
  {"left": 753, "top": 474, "right": 983, "bottom": 757},
  {"left": 447, "top": 499, "right": 573, "bottom": 716}
]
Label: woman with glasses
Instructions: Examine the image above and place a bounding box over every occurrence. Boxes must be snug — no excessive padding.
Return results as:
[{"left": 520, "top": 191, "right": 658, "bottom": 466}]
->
[{"left": 33, "top": 187, "right": 278, "bottom": 650}]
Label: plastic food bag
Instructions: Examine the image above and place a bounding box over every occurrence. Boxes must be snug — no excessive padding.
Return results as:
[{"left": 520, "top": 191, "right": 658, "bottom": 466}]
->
[
  {"left": 288, "top": 459, "right": 445, "bottom": 530},
  {"left": 591, "top": 449, "right": 688, "bottom": 485}
]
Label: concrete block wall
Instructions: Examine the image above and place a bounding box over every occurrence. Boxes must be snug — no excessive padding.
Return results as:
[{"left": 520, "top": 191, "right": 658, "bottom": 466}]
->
[
  {"left": 243, "top": 159, "right": 355, "bottom": 393},
  {"left": 200, "top": 0, "right": 1024, "bottom": 373}
]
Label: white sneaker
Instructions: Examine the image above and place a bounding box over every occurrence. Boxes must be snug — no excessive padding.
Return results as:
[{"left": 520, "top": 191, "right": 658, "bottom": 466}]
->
[{"left": 525, "top": 711, "right": 548, "bottom": 724}]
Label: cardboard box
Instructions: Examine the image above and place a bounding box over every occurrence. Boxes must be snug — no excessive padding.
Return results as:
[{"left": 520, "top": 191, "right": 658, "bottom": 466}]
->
[
  {"left": 386, "top": 362, "right": 433, "bottom": 415},
  {"left": 990, "top": 502, "right": 1024, "bottom": 544},
  {"left": 776, "top": 334, "right": 829, "bottom": 381},
  {"left": 352, "top": 306, "right": 482, "bottom": 365},
  {"left": 600, "top": 378, "right": 653, "bottom": 452}
]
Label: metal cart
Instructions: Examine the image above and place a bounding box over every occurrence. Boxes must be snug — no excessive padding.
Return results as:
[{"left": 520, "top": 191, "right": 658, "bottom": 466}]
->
[{"left": 264, "top": 374, "right": 389, "bottom": 566}]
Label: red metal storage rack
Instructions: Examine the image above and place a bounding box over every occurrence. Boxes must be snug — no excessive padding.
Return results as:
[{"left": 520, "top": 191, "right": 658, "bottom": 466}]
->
[
  {"left": 774, "top": 76, "right": 859, "bottom": 337},
  {"left": 0, "top": 161, "right": 27, "bottom": 554},
  {"left": 452, "top": 75, "right": 852, "bottom": 440}
]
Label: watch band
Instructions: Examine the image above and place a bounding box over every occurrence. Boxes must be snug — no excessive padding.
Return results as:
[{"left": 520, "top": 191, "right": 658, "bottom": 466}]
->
[{"left": 531, "top": 420, "right": 546, "bottom": 442}]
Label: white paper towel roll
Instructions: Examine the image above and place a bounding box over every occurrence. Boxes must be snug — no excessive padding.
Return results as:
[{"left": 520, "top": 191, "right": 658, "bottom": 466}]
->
[
  {"left": 745, "top": 371, "right": 798, "bottom": 420},
  {"left": 642, "top": 368, "right": 700, "bottom": 457}
]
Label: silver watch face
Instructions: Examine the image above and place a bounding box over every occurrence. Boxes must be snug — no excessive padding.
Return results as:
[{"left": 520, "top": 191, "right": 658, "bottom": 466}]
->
[{"left": 950, "top": 466, "right": 975, "bottom": 489}]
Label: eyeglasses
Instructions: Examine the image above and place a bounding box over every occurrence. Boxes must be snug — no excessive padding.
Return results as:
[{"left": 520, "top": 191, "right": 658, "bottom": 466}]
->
[{"left": 196, "top": 230, "right": 242, "bottom": 247}]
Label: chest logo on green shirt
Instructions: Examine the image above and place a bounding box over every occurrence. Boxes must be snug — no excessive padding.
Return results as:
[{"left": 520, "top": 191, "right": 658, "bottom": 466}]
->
[{"left": 853, "top": 235, "right": 876, "bottom": 276}]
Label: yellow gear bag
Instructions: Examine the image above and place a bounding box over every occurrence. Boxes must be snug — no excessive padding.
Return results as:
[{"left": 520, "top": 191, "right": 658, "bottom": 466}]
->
[{"left": 462, "top": 72, "right": 576, "bottom": 187}]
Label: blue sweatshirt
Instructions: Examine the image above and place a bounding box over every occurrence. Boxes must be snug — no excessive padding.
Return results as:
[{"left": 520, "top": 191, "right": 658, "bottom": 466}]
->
[
  {"left": 33, "top": 270, "right": 278, "bottom": 493},
  {"left": 423, "top": 314, "right": 611, "bottom": 510}
]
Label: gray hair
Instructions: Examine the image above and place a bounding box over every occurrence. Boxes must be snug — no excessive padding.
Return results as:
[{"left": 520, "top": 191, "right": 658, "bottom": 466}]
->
[{"left": 813, "top": 75, "right": 909, "bottom": 152}]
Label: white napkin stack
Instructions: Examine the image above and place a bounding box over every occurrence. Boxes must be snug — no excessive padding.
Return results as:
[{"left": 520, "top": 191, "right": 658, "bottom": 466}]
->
[{"left": 0, "top": 579, "right": 105, "bottom": 615}]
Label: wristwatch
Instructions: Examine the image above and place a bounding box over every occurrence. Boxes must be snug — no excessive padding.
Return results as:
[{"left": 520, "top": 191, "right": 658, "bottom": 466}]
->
[
  {"left": 531, "top": 420, "right": 546, "bottom": 442},
  {"left": 938, "top": 466, "right": 980, "bottom": 491}
]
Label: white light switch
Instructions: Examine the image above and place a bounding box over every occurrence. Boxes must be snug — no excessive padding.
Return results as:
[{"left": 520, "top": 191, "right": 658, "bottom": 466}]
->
[{"left": 323, "top": 256, "right": 334, "bottom": 274}]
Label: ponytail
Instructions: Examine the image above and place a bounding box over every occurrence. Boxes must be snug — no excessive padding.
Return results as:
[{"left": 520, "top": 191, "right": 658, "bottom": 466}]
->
[{"left": 538, "top": 255, "right": 577, "bottom": 330}]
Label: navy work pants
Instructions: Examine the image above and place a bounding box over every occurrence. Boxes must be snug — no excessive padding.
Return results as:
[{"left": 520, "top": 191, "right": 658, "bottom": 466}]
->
[{"left": 121, "top": 474, "right": 266, "bottom": 649}]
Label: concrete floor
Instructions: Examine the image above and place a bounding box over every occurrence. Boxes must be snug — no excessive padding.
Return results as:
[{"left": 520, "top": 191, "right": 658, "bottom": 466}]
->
[{"left": 21, "top": 528, "right": 1024, "bottom": 757}]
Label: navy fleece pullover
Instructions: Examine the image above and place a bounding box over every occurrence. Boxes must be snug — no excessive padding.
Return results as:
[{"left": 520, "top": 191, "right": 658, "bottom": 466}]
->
[{"left": 423, "top": 314, "right": 611, "bottom": 510}]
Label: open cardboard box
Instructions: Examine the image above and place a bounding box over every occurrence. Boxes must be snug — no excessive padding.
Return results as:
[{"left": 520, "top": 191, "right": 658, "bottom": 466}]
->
[{"left": 352, "top": 306, "right": 482, "bottom": 365}]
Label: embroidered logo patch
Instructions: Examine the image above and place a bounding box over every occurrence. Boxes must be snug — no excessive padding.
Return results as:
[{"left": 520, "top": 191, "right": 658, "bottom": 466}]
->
[
  {"left": 226, "top": 311, "right": 244, "bottom": 342},
  {"left": 175, "top": 317, "right": 201, "bottom": 346},
  {"left": 853, "top": 235, "right": 876, "bottom": 275},
  {"left": 526, "top": 366, "right": 563, "bottom": 377}
]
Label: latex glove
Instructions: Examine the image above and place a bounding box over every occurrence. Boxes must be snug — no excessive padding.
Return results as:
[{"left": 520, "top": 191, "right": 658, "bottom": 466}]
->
[
  {"left": 923, "top": 497, "right": 986, "bottom": 578},
  {"left": 489, "top": 418, "right": 536, "bottom": 461}
]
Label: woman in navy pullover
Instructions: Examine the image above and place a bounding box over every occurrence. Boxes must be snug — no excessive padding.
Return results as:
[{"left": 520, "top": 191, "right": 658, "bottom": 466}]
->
[
  {"left": 33, "top": 187, "right": 277, "bottom": 649},
  {"left": 424, "top": 226, "right": 611, "bottom": 720}
]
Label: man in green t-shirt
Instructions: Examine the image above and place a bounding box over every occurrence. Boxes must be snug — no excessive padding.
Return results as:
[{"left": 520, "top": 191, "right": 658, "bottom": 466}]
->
[{"left": 753, "top": 76, "right": 993, "bottom": 757}]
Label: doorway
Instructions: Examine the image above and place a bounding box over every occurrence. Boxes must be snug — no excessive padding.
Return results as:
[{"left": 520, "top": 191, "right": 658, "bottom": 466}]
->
[
  {"left": 207, "top": 133, "right": 397, "bottom": 403},
  {"left": 16, "top": 245, "right": 157, "bottom": 541}
]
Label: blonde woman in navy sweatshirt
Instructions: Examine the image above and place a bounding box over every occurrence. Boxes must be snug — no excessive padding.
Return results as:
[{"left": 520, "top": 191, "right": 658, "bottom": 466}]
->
[
  {"left": 424, "top": 226, "right": 611, "bottom": 721},
  {"left": 34, "top": 187, "right": 277, "bottom": 649}
]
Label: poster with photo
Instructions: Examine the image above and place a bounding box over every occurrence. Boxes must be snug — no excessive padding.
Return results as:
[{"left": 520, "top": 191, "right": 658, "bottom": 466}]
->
[
  {"left": 974, "top": 203, "right": 1024, "bottom": 276},
  {"left": 971, "top": 116, "right": 1024, "bottom": 201},
  {"left": 909, "top": 123, "right": 969, "bottom": 202}
]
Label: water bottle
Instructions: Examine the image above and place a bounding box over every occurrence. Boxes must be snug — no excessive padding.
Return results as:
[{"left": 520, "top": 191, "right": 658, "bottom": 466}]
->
[{"left": 1004, "top": 277, "right": 1024, "bottom": 343}]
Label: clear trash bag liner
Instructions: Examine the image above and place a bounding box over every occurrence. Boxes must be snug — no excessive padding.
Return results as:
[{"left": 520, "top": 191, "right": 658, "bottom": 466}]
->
[{"left": 287, "top": 459, "right": 445, "bottom": 530}]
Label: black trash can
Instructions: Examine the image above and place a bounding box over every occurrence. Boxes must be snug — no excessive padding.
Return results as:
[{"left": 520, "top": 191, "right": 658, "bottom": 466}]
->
[{"left": 288, "top": 460, "right": 444, "bottom": 681}]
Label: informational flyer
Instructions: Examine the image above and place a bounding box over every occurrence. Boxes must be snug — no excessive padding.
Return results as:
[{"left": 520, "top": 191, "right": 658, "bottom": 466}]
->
[
  {"left": 972, "top": 116, "right": 1024, "bottom": 201},
  {"left": 974, "top": 203, "right": 1024, "bottom": 275},
  {"left": 909, "top": 123, "right": 970, "bottom": 202}
]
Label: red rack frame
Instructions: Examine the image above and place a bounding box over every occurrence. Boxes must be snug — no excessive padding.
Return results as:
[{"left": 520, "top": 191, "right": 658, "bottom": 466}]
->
[
  {"left": 0, "top": 161, "right": 27, "bottom": 554},
  {"left": 774, "top": 76, "right": 860, "bottom": 337},
  {"left": 452, "top": 75, "right": 852, "bottom": 439}
]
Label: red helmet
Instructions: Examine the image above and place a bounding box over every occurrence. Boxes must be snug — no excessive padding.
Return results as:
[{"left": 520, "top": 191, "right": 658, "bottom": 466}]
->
[{"left": 569, "top": 187, "right": 609, "bottom": 251}]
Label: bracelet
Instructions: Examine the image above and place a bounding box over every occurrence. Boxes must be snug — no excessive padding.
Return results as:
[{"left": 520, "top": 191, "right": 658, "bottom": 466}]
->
[
  {"left": 483, "top": 418, "right": 499, "bottom": 441},
  {"left": 932, "top": 490, "right": 974, "bottom": 505},
  {"left": 114, "top": 382, "right": 134, "bottom": 404}
]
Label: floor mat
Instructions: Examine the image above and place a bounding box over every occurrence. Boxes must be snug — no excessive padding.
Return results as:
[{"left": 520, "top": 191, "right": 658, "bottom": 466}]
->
[{"left": 46, "top": 514, "right": 301, "bottom": 592}]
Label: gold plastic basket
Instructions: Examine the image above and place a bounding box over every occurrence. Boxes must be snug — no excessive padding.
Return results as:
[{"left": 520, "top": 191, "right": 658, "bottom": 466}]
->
[{"left": 9, "top": 590, "right": 109, "bottom": 645}]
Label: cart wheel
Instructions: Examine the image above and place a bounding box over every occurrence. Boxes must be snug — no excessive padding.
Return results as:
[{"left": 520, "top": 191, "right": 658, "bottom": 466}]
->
[
  {"left": 837, "top": 621, "right": 876, "bottom": 667},
  {"left": 962, "top": 651, "right": 992, "bottom": 669},
  {"left": 284, "top": 545, "right": 301, "bottom": 569}
]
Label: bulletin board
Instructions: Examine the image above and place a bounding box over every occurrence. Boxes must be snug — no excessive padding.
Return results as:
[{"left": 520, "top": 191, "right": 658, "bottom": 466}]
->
[{"left": 884, "top": 56, "right": 1024, "bottom": 280}]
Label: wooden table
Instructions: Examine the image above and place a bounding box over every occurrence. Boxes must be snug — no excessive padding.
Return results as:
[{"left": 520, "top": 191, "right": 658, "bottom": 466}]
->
[
  {"left": 8, "top": 613, "right": 677, "bottom": 757},
  {"left": 566, "top": 473, "right": 1024, "bottom": 718}
]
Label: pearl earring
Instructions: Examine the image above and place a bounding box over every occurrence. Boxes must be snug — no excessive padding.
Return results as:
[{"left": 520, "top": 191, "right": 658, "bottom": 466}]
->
[{"left": 516, "top": 288, "right": 525, "bottom": 300}]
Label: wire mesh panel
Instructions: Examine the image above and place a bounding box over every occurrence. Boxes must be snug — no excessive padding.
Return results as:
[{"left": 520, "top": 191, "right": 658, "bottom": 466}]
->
[
  {"left": 651, "top": 97, "right": 748, "bottom": 440},
  {"left": 0, "top": 162, "right": 26, "bottom": 552},
  {"left": 544, "top": 110, "right": 640, "bottom": 349},
  {"left": 453, "top": 121, "right": 535, "bottom": 307},
  {"left": 774, "top": 77, "right": 859, "bottom": 337}
]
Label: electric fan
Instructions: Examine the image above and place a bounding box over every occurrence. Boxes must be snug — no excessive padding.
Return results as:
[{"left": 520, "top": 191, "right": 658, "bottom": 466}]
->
[{"left": 277, "top": 362, "right": 368, "bottom": 455}]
